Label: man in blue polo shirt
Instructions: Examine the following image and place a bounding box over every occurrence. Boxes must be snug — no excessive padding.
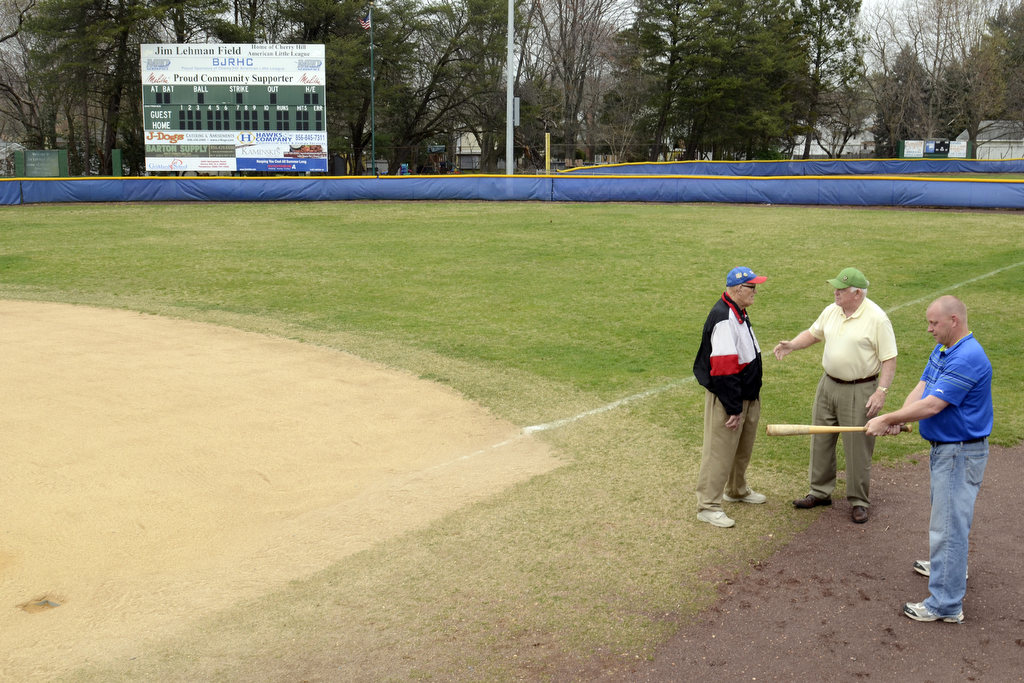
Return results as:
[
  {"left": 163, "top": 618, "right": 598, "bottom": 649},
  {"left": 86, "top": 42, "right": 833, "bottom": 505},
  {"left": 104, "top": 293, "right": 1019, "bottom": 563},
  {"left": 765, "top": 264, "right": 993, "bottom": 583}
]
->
[{"left": 866, "top": 295, "right": 993, "bottom": 624}]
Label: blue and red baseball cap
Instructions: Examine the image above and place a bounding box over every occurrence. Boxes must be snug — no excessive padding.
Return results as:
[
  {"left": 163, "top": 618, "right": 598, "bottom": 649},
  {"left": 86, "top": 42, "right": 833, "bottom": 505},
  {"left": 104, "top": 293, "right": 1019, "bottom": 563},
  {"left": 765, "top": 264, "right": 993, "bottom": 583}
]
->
[{"left": 726, "top": 266, "right": 767, "bottom": 287}]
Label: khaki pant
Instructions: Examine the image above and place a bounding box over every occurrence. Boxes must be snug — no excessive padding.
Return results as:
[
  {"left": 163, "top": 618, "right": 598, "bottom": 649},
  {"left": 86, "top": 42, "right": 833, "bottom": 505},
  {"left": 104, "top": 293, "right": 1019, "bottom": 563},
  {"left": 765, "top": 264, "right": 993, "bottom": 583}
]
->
[
  {"left": 807, "top": 374, "right": 876, "bottom": 507},
  {"left": 696, "top": 390, "right": 760, "bottom": 512}
]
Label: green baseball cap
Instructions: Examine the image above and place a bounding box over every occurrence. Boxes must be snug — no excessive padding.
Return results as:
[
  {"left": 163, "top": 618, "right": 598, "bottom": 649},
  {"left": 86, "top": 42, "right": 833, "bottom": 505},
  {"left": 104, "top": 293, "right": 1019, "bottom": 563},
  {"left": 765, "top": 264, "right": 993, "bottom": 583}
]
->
[{"left": 827, "top": 267, "right": 869, "bottom": 289}]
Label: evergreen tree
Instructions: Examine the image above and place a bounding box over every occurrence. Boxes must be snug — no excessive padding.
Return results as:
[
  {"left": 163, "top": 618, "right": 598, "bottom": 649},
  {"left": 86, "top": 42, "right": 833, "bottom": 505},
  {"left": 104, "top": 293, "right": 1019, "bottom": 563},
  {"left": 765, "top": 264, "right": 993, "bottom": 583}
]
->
[{"left": 635, "top": 0, "right": 803, "bottom": 160}]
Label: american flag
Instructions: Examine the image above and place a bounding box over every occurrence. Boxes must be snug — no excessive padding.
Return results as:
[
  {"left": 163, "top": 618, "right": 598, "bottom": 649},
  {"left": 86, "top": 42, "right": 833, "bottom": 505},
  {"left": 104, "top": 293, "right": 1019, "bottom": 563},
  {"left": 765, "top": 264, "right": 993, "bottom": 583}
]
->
[{"left": 359, "top": 16, "right": 371, "bottom": 30}]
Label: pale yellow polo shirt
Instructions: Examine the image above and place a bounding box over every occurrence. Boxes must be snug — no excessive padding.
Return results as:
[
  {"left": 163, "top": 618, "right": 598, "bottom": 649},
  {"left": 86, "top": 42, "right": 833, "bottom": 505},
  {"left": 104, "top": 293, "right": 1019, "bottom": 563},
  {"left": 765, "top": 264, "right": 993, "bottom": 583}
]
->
[{"left": 808, "top": 297, "right": 898, "bottom": 381}]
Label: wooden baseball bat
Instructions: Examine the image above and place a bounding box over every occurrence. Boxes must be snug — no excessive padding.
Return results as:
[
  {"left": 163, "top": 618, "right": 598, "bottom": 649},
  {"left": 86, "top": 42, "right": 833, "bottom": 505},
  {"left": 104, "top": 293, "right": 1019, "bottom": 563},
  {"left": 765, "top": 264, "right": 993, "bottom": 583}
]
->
[{"left": 765, "top": 423, "right": 912, "bottom": 436}]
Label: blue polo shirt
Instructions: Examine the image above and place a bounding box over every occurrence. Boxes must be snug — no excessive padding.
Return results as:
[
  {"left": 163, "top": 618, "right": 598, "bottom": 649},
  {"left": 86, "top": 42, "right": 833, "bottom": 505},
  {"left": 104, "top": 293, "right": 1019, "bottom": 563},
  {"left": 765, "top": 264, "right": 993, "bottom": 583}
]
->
[{"left": 919, "top": 332, "right": 993, "bottom": 442}]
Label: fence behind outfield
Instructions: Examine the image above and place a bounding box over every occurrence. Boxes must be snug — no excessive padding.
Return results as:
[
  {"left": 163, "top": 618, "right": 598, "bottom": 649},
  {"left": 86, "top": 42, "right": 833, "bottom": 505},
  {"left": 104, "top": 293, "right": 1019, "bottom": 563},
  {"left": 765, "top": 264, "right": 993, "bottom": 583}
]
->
[
  {"left": 558, "top": 157, "right": 1024, "bottom": 176},
  {"left": 2, "top": 158, "right": 1024, "bottom": 209}
]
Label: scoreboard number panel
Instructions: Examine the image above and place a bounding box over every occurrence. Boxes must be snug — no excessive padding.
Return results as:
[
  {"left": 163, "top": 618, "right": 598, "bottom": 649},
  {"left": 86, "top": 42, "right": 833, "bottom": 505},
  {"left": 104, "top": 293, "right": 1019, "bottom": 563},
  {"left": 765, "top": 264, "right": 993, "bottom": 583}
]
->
[
  {"left": 141, "top": 44, "right": 327, "bottom": 173},
  {"left": 143, "top": 84, "right": 325, "bottom": 132}
]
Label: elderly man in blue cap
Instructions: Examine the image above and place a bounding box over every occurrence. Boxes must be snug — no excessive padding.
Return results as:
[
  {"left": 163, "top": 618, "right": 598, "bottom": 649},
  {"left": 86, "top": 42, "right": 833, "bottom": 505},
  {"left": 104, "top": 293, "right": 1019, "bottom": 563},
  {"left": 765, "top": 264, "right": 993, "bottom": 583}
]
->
[
  {"left": 693, "top": 266, "right": 769, "bottom": 528},
  {"left": 774, "top": 267, "right": 898, "bottom": 524}
]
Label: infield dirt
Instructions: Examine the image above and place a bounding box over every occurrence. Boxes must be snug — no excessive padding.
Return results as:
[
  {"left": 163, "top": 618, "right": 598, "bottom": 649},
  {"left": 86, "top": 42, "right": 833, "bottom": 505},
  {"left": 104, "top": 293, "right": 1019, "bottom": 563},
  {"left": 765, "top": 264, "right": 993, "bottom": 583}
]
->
[{"left": 0, "top": 300, "right": 560, "bottom": 680}]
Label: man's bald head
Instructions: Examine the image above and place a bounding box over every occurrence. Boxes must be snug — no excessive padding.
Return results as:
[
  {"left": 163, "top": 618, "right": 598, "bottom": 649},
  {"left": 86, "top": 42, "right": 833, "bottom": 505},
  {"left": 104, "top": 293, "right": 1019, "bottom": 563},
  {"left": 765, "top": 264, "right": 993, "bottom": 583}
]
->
[
  {"left": 926, "top": 295, "right": 969, "bottom": 347},
  {"left": 934, "top": 295, "right": 968, "bottom": 322}
]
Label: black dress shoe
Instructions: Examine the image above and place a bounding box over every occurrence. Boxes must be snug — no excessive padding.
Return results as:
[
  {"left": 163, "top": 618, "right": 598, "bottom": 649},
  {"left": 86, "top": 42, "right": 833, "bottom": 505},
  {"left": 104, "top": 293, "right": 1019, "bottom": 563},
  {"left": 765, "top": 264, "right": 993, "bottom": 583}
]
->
[
  {"left": 793, "top": 494, "right": 832, "bottom": 509},
  {"left": 851, "top": 505, "right": 869, "bottom": 523}
]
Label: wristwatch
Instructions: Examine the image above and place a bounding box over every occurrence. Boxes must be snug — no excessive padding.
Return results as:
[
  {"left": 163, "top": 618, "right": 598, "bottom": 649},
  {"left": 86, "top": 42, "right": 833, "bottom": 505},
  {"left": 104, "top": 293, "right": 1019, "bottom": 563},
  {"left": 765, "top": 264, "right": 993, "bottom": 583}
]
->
[{"left": 878, "top": 386, "right": 889, "bottom": 394}]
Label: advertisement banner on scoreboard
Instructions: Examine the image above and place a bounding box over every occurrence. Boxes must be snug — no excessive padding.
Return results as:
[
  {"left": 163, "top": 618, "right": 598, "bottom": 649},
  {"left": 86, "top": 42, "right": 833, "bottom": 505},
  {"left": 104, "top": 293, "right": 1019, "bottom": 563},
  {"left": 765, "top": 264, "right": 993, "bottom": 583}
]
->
[
  {"left": 140, "top": 44, "right": 327, "bottom": 173},
  {"left": 143, "top": 129, "right": 328, "bottom": 172}
]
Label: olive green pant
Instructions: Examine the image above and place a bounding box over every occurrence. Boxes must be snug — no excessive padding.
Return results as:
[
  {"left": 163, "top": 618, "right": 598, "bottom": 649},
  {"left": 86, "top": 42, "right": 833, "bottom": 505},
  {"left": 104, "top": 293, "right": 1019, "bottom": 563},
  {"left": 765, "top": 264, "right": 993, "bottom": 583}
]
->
[
  {"left": 696, "top": 390, "right": 760, "bottom": 512},
  {"left": 807, "top": 374, "right": 877, "bottom": 507}
]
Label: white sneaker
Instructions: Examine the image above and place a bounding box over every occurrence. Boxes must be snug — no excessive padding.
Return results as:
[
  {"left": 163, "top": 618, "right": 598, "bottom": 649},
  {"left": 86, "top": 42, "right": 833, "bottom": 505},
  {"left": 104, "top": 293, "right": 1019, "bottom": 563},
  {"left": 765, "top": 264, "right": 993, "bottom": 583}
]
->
[
  {"left": 723, "top": 490, "right": 767, "bottom": 504},
  {"left": 913, "top": 560, "right": 968, "bottom": 579},
  {"left": 697, "top": 509, "right": 736, "bottom": 528},
  {"left": 903, "top": 601, "right": 964, "bottom": 623}
]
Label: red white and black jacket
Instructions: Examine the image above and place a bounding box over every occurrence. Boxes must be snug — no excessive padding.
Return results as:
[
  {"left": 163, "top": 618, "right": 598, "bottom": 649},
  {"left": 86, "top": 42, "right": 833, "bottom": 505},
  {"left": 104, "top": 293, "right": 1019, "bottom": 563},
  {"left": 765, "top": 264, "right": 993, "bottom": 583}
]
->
[{"left": 692, "top": 292, "right": 763, "bottom": 415}]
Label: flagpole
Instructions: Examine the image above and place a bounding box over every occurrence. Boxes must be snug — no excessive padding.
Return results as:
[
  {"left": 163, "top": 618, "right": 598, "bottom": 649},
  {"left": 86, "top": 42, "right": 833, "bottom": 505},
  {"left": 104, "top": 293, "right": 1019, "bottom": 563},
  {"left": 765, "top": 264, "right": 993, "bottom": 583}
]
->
[{"left": 369, "top": 2, "right": 376, "bottom": 176}]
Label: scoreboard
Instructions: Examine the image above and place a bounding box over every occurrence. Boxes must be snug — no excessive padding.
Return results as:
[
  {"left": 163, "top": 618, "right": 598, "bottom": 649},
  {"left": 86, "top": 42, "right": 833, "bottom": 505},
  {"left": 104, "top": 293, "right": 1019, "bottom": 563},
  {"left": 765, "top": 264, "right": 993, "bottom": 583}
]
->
[
  {"left": 142, "top": 84, "right": 325, "bottom": 133},
  {"left": 141, "top": 44, "right": 328, "bottom": 173}
]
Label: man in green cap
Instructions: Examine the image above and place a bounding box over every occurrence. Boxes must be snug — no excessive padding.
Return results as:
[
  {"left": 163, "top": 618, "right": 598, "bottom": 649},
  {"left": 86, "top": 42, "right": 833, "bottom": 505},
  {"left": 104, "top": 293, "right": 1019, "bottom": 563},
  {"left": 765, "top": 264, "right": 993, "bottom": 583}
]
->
[{"left": 773, "top": 268, "right": 898, "bottom": 524}]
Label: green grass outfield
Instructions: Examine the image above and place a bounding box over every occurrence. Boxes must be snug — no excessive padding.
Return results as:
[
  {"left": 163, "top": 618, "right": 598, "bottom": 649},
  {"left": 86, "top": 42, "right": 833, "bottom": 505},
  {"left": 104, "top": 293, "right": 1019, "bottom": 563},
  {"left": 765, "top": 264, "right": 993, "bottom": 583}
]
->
[{"left": 2, "top": 201, "right": 1022, "bottom": 680}]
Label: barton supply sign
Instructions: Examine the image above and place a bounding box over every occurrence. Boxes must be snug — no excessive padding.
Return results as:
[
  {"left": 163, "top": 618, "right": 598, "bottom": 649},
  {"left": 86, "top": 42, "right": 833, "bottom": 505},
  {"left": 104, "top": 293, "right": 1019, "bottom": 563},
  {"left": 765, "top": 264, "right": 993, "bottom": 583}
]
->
[{"left": 141, "top": 44, "right": 327, "bottom": 173}]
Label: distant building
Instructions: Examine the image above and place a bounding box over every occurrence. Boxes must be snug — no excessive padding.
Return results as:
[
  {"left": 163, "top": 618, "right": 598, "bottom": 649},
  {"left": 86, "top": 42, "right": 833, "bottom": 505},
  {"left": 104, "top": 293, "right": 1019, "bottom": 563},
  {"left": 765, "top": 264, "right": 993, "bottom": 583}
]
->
[
  {"left": 957, "top": 121, "right": 1024, "bottom": 160},
  {"left": 455, "top": 132, "right": 482, "bottom": 171}
]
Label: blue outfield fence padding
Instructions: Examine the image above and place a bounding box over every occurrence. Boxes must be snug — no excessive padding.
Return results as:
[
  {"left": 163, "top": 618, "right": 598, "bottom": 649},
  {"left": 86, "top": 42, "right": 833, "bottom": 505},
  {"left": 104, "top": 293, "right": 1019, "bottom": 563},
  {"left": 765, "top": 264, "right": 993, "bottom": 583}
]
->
[
  {"left": 549, "top": 174, "right": 1024, "bottom": 208},
  {"left": 558, "top": 157, "right": 1024, "bottom": 176},
  {"left": 2, "top": 175, "right": 556, "bottom": 205},
  {"left": 2, "top": 162, "right": 1024, "bottom": 209},
  {"left": 0, "top": 179, "right": 22, "bottom": 205}
]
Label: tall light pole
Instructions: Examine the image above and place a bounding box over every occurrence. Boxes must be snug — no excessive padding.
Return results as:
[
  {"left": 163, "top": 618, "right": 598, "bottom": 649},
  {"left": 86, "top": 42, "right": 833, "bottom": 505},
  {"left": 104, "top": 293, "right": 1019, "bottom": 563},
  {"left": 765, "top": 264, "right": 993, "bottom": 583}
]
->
[
  {"left": 368, "top": 2, "right": 377, "bottom": 175},
  {"left": 505, "top": 0, "right": 514, "bottom": 175}
]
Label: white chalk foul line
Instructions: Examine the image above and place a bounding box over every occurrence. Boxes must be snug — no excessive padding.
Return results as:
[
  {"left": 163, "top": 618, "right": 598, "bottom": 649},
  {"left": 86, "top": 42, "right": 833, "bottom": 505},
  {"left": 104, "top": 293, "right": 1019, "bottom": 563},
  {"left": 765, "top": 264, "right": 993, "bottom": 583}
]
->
[
  {"left": 523, "top": 378, "right": 693, "bottom": 434},
  {"left": 886, "top": 260, "right": 1024, "bottom": 313},
  {"left": 522, "top": 259, "right": 1024, "bottom": 437},
  {"left": 421, "top": 379, "right": 696, "bottom": 475},
  {"left": 419, "top": 437, "right": 525, "bottom": 474}
]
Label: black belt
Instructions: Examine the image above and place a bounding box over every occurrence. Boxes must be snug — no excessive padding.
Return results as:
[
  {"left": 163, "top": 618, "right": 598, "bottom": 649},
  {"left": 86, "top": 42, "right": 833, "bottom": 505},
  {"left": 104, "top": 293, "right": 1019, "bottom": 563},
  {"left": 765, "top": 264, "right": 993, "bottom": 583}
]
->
[
  {"left": 826, "top": 373, "right": 878, "bottom": 385},
  {"left": 929, "top": 437, "right": 987, "bottom": 447}
]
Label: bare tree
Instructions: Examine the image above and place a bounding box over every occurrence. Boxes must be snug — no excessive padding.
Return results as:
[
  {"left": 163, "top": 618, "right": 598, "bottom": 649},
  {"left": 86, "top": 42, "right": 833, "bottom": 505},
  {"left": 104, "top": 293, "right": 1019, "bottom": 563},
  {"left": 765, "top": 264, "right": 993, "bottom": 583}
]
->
[
  {"left": 812, "top": 77, "right": 874, "bottom": 156},
  {"left": 862, "top": 0, "right": 1000, "bottom": 141},
  {"left": 532, "top": 0, "right": 628, "bottom": 163},
  {"left": 0, "top": 0, "right": 34, "bottom": 43},
  {"left": 593, "top": 28, "right": 653, "bottom": 162},
  {"left": 0, "top": 1, "right": 50, "bottom": 147}
]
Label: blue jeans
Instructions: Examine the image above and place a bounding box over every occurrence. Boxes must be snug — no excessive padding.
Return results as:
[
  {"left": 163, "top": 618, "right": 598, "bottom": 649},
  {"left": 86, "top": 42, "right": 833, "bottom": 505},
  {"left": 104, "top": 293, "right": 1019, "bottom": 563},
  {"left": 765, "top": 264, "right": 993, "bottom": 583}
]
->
[{"left": 924, "top": 439, "right": 988, "bottom": 617}]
